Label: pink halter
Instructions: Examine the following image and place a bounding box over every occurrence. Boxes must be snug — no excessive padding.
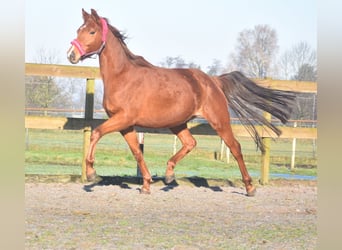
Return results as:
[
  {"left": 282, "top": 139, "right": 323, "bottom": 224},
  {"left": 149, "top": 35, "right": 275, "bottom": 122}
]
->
[{"left": 71, "top": 18, "right": 108, "bottom": 59}]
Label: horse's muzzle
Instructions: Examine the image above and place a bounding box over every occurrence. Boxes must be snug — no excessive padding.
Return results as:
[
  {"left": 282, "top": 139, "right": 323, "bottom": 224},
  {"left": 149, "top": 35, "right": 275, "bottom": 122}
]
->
[{"left": 67, "top": 46, "right": 79, "bottom": 64}]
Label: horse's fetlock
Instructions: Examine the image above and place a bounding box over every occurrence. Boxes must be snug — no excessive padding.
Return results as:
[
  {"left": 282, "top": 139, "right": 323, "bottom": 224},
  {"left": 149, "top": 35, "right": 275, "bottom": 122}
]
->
[
  {"left": 242, "top": 178, "right": 252, "bottom": 185},
  {"left": 167, "top": 160, "right": 176, "bottom": 170}
]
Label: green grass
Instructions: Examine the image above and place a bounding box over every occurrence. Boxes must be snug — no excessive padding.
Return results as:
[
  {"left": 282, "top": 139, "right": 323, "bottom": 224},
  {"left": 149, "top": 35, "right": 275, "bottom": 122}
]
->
[{"left": 25, "top": 129, "right": 317, "bottom": 180}]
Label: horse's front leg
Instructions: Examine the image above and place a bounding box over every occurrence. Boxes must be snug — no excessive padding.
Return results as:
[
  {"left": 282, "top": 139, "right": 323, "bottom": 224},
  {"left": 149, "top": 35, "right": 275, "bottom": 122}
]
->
[
  {"left": 120, "top": 127, "right": 152, "bottom": 194},
  {"left": 85, "top": 114, "right": 131, "bottom": 182},
  {"left": 85, "top": 129, "right": 101, "bottom": 181},
  {"left": 165, "top": 124, "right": 197, "bottom": 184}
]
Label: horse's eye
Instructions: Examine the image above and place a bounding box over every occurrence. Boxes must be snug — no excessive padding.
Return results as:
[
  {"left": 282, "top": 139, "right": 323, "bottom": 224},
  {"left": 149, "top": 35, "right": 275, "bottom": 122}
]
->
[{"left": 90, "top": 31, "right": 96, "bottom": 35}]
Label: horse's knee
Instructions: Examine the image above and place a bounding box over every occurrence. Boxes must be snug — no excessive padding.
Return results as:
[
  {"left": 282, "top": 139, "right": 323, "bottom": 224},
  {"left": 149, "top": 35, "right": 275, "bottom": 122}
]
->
[
  {"left": 185, "top": 137, "right": 197, "bottom": 152},
  {"left": 90, "top": 129, "right": 101, "bottom": 142}
]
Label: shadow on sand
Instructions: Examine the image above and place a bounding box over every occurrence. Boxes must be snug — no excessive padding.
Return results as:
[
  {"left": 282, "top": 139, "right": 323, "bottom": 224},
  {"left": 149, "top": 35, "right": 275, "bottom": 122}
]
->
[{"left": 83, "top": 175, "right": 236, "bottom": 193}]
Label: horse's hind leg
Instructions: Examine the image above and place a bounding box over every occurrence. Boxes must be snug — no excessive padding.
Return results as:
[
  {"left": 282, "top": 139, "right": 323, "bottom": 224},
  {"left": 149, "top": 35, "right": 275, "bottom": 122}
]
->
[
  {"left": 165, "top": 123, "right": 197, "bottom": 184},
  {"left": 216, "top": 124, "right": 255, "bottom": 196},
  {"left": 224, "top": 132, "right": 256, "bottom": 196},
  {"left": 203, "top": 109, "right": 256, "bottom": 196}
]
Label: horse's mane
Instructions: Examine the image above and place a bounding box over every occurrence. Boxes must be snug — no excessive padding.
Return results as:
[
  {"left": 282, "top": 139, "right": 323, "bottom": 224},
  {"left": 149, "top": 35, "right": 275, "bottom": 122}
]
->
[{"left": 104, "top": 18, "right": 154, "bottom": 68}]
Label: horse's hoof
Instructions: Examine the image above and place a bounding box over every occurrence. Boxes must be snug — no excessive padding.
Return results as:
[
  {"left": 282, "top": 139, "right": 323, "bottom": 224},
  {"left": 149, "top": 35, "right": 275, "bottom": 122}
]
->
[
  {"left": 140, "top": 188, "right": 151, "bottom": 195},
  {"left": 165, "top": 174, "right": 175, "bottom": 184},
  {"left": 246, "top": 187, "right": 256, "bottom": 197},
  {"left": 86, "top": 171, "right": 97, "bottom": 182}
]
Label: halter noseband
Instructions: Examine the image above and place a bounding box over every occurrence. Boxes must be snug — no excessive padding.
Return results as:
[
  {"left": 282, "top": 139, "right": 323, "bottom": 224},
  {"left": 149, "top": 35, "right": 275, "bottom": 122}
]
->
[{"left": 71, "top": 18, "right": 108, "bottom": 60}]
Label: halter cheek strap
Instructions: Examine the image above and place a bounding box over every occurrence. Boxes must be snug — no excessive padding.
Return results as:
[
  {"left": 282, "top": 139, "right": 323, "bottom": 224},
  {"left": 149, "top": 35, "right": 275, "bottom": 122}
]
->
[
  {"left": 100, "top": 18, "right": 108, "bottom": 42},
  {"left": 71, "top": 18, "right": 108, "bottom": 60}
]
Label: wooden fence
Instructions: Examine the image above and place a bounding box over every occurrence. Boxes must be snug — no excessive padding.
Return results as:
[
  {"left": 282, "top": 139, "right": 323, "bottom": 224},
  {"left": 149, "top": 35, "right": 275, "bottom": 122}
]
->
[{"left": 25, "top": 63, "right": 317, "bottom": 184}]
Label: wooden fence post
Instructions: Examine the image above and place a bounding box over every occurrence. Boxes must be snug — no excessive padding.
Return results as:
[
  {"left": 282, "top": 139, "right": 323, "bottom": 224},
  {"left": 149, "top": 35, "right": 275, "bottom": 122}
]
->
[
  {"left": 81, "top": 78, "right": 95, "bottom": 182},
  {"left": 290, "top": 121, "right": 297, "bottom": 170},
  {"left": 260, "top": 111, "right": 271, "bottom": 185},
  {"left": 219, "top": 139, "right": 230, "bottom": 163},
  {"left": 220, "top": 140, "right": 225, "bottom": 161},
  {"left": 226, "top": 146, "right": 230, "bottom": 164},
  {"left": 173, "top": 135, "right": 177, "bottom": 155}
]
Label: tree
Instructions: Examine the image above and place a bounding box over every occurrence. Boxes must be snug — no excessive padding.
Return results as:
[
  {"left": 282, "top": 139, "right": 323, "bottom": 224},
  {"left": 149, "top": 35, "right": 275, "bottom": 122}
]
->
[
  {"left": 292, "top": 64, "right": 317, "bottom": 81},
  {"left": 278, "top": 50, "right": 292, "bottom": 80},
  {"left": 206, "top": 59, "right": 223, "bottom": 76},
  {"left": 25, "top": 75, "right": 68, "bottom": 109},
  {"left": 25, "top": 48, "right": 73, "bottom": 111},
  {"left": 228, "top": 24, "right": 278, "bottom": 78},
  {"left": 159, "top": 56, "right": 200, "bottom": 69},
  {"left": 278, "top": 41, "right": 317, "bottom": 81},
  {"left": 32, "top": 47, "right": 61, "bottom": 65},
  {"left": 160, "top": 56, "right": 185, "bottom": 68},
  {"left": 277, "top": 42, "right": 317, "bottom": 121}
]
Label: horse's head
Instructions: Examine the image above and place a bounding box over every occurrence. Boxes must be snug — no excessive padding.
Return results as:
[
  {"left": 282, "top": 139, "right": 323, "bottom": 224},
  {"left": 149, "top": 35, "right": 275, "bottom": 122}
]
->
[{"left": 67, "top": 9, "right": 108, "bottom": 64}]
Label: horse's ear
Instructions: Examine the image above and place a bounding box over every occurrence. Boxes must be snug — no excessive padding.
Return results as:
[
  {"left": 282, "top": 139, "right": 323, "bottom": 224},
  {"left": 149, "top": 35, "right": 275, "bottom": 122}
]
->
[
  {"left": 82, "top": 8, "right": 90, "bottom": 21},
  {"left": 90, "top": 9, "right": 100, "bottom": 22}
]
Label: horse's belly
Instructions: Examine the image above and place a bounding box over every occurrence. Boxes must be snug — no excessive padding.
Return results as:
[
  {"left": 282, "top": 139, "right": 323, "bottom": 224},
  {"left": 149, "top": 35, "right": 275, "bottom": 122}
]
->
[{"left": 136, "top": 105, "right": 196, "bottom": 128}]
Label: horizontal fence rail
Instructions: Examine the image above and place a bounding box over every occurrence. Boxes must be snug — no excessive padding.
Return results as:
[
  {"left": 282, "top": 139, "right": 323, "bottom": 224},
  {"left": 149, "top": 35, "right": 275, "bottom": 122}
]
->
[
  {"left": 25, "top": 116, "right": 317, "bottom": 139},
  {"left": 25, "top": 63, "right": 317, "bottom": 183},
  {"left": 24, "top": 107, "right": 317, "bottom": 127},
  {"left": 25, "top": 63, "right": 317, "bottom": 93}
]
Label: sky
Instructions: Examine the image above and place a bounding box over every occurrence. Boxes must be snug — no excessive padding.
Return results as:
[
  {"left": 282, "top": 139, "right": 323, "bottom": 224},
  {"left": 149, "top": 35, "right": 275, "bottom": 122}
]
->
[{"left": 25, "top": 0, "right": 317, "bottom": 70}]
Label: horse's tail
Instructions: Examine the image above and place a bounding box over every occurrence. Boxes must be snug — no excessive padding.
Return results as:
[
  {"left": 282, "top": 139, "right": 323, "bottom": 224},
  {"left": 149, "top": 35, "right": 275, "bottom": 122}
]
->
[{"left": 217, "top": 71, "right": 296, "bottom": 152}]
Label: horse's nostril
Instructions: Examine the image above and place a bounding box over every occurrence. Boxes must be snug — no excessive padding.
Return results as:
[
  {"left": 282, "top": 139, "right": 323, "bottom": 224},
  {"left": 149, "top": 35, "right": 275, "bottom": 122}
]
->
[
  {"left": 67, "top": 50, "right": 78, "bottom": 64},
  {"left": 70, "top": 51, "right": 75, "bottom": 60}
]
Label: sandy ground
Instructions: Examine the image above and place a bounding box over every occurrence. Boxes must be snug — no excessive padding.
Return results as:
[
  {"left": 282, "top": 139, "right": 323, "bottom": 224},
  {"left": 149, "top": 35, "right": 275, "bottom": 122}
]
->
[{"left": 25, "top": 178, "right": 317, "bottom": 249}]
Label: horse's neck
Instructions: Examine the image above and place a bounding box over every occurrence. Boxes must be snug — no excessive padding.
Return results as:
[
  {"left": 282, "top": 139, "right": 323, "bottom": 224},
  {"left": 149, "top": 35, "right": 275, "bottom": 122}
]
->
[{"left": 99, "top": 34, "right": 130, "bottom": 78}]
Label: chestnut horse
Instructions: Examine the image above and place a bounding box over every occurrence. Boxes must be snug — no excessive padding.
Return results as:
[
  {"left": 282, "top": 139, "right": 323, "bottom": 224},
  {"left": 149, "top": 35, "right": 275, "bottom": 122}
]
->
[{"left": 67, "top": 9, "right": 295, "bottom": 196}]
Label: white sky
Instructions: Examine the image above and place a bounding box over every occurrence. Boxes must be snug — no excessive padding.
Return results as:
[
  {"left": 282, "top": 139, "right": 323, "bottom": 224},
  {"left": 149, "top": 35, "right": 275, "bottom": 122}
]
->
[{"left": 25, "top": 0, "right": 317, "bottom": 69}]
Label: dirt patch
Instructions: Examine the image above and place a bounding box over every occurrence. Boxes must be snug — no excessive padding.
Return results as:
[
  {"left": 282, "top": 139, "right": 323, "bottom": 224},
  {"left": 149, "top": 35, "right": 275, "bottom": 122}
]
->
[{"left": 25, "top": 177, "right": 317, "bottom": 249}]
